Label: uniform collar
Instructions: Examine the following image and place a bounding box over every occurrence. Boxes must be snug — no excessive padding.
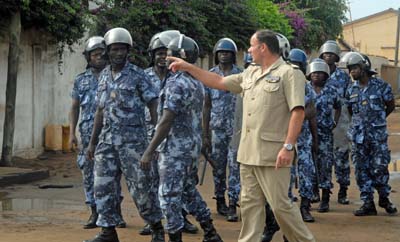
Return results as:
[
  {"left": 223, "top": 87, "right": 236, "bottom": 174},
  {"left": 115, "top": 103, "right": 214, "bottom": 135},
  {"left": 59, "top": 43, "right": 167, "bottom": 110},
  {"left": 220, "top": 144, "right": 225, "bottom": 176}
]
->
[{"left": 256, "top": 57, "right": 285, "bottom": 82}]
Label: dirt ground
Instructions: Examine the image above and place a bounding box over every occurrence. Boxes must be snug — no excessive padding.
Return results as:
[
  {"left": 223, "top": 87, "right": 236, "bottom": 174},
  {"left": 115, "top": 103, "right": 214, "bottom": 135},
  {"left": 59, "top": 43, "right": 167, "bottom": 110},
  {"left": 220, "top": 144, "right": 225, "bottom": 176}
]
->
[{"left": 1, "top": 110, "right": 400, "bottom": 242}]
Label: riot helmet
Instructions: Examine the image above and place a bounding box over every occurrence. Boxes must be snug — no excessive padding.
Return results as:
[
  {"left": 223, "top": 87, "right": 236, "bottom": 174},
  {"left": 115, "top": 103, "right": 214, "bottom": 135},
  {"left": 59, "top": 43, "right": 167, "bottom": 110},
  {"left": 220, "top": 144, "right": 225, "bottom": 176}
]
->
[
  {"left": 306, "top": 58, "right": 330, "bottom": 79},
  {"left": 104, "top": 27, "right": 133, "bottom": 48},
  {"left": 288, "top": 48, "right": 307, "bottom": 74},
  {"left": 276, "top": 33, "right": 290, "bottom": 60},
  {"left": 167, "top": 34, "right": 199, "bottom": 64},
  {"left": 319, "top": 40, "right": 341, "bottom": 62},
  {"left": 213, "top": 38, "right": 238, "bottom": 65},
  {"left": 83, "top": 36, "right": 106, "bottom": 62},
  {"left": 361, "top": 54, "right": 377, "bottom": 75}
]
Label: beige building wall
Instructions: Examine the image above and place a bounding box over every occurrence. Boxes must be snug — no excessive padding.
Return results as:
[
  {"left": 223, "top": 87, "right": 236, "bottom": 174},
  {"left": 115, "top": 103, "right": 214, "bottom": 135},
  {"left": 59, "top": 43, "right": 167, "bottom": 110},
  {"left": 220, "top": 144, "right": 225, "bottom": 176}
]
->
[{"left": 343, "top": 9, "right": 399, "bottom": 64}]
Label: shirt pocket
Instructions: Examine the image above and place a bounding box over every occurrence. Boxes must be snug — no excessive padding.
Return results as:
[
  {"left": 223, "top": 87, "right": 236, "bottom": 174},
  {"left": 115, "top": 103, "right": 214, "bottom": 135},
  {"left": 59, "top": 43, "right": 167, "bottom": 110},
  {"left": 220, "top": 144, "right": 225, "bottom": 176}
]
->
[
  {"left": 349, "top": 97, "right": 359, "bottom": 114},
  {"left": 118, "top": 84, "right": 137, "bottom": 109},
  {"left": 369, "top": 95, "right": 383, "bottom": 111},
  {"left": 263, "top": 82, "right": 280, "bottom": 92},
  {"left": 260, "top": 132, "right": 286, "bottom": 162}
]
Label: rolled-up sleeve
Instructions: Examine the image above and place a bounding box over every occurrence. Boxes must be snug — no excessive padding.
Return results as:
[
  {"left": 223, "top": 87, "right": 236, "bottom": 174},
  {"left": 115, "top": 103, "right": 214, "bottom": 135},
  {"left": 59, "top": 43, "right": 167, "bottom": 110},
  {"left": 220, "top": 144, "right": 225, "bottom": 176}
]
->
[{"left": 284, "top": 69, "right": 305, "bottom": 111}]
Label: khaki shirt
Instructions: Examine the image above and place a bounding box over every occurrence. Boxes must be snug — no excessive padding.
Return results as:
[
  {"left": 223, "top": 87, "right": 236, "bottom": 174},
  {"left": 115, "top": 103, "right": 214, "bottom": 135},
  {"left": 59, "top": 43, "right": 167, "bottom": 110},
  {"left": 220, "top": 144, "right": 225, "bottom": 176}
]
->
[{"left": 223, "top": 58, "right": 305, "bottom": 166}]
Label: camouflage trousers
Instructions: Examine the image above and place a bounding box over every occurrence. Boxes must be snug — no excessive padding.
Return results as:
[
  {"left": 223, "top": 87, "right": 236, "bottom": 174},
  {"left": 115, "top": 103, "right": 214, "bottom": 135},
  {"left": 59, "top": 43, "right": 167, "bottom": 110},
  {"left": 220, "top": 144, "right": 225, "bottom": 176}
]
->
[
  {"left": 158, "top": 153, "right": 211, "bottom": 233},
  {"left": 352, "top": 141, "right": 391, "bottom": 202},
  {"left": 211, "top": 129, "right": 239, "bottom": 201},
  {"left": 227, "top": 147, "right": 240, "bottom": 203},
  {"left": 315, "top": 129, "right": 334, "bottom": 190},
  {"left": 94, "top": 142, "right": 162, "bottom": 227}
]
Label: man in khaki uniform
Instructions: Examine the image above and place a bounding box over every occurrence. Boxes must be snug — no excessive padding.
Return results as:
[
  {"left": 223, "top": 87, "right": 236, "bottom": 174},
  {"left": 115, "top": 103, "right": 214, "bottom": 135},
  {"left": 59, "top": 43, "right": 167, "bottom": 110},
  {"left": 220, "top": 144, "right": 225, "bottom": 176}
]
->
[{"left": 167, "top": 29, "right": 315, "bottom": 242}]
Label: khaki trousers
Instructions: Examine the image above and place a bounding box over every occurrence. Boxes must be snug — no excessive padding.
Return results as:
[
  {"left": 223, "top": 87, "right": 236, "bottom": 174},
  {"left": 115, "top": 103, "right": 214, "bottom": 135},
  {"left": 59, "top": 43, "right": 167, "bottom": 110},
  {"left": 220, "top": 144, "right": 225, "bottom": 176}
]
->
[{"left": 238, "top": 164, "right": 315, "bottom": 242}]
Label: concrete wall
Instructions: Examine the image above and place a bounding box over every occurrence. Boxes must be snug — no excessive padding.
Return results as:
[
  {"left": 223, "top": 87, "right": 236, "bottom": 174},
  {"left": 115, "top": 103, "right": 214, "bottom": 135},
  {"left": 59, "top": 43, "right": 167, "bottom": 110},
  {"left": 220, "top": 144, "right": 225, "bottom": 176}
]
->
[
  {"left": 0, "top": 29, "right": 86, "bottom": 158},
  {"left": 381, "top": 64, "right": 400, "bottom": 94},
  {"left": 342, "top": 9, "right": 399, "bottom": 64}
]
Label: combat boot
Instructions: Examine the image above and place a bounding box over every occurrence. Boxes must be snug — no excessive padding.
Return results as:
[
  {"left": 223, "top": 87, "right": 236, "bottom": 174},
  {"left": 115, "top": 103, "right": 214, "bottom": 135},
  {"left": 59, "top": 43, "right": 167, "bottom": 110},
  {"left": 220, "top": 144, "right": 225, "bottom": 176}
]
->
[
  {"left": 182, "top": 210, "right": 198, "bottom": 234},
  {"left": 310, "top": 186, "right": 320, "bottom": 203},
  {"left": 115, "top": 203, "right": 126, "bottom": 228},
  {"left": 150, "top": 221, "right": 165, "bottom": 242},
  {"left": 300, "top": 197, "right": 315, "bottom": 223},
  {"left": 378, "top": 197, "right": 398, "bottom": 215},
  {"left": 84, "top": 227, "right": 119, "bottom": 242},
  {"left": 261, "top": 204, "right": 280, "bottom": 242},
  {"left": 216, "top": 197, "right": 229, "bottom": 216},
  {"left": 84, "top": 205, "right": 98, "bottom": 229},
  {"left": 353, "top": 201, "right": 377, "bottom": 216},
  {"left": 318, "top": 189, "right": 330, "bottom": 213},
  {"left": 226, "top": 201, "right": 238, "bottom": 222},
  {"left": 139, "top": 223, "right": 152, "bottom": 235},
  {"left": 200, "top": 219, "right": 223, "bottom": 242},
  {"left": 168, "top": 230, "right": 182, "bottom": 242},
  {"left": 337, "top": 186, "right": 350, "bottom": 205}
]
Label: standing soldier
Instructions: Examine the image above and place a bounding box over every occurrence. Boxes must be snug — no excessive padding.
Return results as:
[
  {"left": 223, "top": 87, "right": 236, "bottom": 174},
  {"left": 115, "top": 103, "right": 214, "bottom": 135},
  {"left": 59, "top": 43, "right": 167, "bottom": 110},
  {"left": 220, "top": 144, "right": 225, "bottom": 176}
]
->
[
  {"left": 203, "top": 38, "right": 242, "bottom": 221},
  {"left": 341, "top": 52, "right": 397, "bottom": 216},
  {"left": 85, "top": 27, "right": 164, "bottom": 242},
  {"left": 308, "top": 58, "right": 341, "bottom": 213},
  {"left": 319, "top": 40, "right": 352, "bottom": 205},
  {"left": 69, "top": 36, "right": 125, "bottom": 229},
  {"left": 141, "top": 33, "right": 223, "bottom": 242},
  {"left": 138, "top": 31, "right": 198, "bottom": 236}
]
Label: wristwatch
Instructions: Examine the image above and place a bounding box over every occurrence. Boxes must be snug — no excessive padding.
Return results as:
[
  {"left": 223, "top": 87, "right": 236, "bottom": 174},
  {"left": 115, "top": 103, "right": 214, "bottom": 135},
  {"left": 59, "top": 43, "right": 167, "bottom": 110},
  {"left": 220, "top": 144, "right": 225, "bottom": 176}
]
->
[{"left": 283, "top": 143, "right": 294, "bottom": 151}]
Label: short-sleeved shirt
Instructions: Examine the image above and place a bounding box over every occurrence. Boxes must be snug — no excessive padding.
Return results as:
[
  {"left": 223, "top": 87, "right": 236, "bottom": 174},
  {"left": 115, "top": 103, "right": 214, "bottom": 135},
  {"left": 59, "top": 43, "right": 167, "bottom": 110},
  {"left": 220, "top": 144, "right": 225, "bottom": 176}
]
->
[
  {"left": 96, "top": 61, "right": 158, "bottom": 145},
  {"left": 223, "top": 57, "right": 305, "bottom": 166},
  {"left": 346, "top": 77, "right": 393, "bottom": 143},
  {"left": 206, "top": 65, "right": 242, "bottom": 133},
  {"left": 313, "top": 82, "right": 341, "bottom": 130},
  {"left": 71, "top": 69, "right": 99, "bottom": 138},
  {"left": 157, "top": 71, "right": 204, "bottom": 158},
  {"left": 327, "top": 67, "right": 351, "bottom": 99}
]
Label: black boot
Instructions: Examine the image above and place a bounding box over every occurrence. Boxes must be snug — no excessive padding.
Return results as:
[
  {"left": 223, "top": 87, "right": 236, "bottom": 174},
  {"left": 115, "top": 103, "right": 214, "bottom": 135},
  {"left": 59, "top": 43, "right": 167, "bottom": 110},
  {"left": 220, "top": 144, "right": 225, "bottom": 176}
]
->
[
  {"left": 150, "top": 221, "right": 165, "bottom": 242},
  {"left": 310, "top": 186, "right": 320, "bottom": 203},
  {"left": 354, "top": 201, "right": 377, "bottom": 216},
  {"left": 139, "top": 223, "right": 152, "bottom": 235},
  {"left": 226, "top": 201, "right": 238, "bottom": 222},
  {"left": 182, "top": 209, "right": 198, "bottom": 234},
  {"left": 115, "top": 203, "right": 126, "bottom": 228},
  {"left": 216, "top": 197, "right": 229, "bottom": 216},
  {"left": 84, "top": 227, "right": 119, "bottom": 242},
  {"left": 168, "top": 230, "right": 182, "bottom": 242},
  {"left": 318, "top": 189, "right": 330, "bottom": 213},
  {"left": 261, "top": 204, "right": 280, "bottom": 242},
  {"left": 378, "top": 197, "right": 398, "bottom": 215},
  {"left": 84, "top": 205, "right": 98, "bottom": 229},
  {"left": 200, "top": 219, "right": 223, "bottom": 242},
  {"left": 338, "top": 186, "right": 350, "bottom": 205},
  {"left": 300, "top": 197, "right": 315, "bottom": 223}
]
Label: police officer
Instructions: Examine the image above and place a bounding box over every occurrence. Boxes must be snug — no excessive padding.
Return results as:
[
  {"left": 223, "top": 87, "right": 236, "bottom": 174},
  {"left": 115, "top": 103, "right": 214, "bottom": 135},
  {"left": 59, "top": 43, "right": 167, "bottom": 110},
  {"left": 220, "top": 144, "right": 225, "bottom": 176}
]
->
[
  {"left": 138, "top": 31, "right": 198, "bottom": 236},
  {"left": 85, "top": 27, "right": 164, "bottom": 242},
  {"left": 319, "top": 40, "right": 352, "bottom": 205},
  {"left": 69, "top": 36, "right": 126, "bottom": 229},
  {"left": 140, "top": 33, "right": 223, "bottom": 242},
  {"left": 168, "top": 29, "right": 315, "bottom": 242},
  {"left": 341, "top": 52, "right": 397, "bottom": 216},
  {"left": 203, "top": 37, "right": 242, "bottom": 221},
  {"left": 308, "top": 58, "right": 341, "bottom": 213}
]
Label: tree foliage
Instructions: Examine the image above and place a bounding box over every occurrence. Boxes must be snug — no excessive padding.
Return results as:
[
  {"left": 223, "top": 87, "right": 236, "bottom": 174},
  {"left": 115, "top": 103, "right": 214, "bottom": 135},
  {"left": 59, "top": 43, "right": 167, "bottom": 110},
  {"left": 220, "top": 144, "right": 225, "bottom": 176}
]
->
[{"left": 0, "top": 0, "right": 87, "bottom": 47}]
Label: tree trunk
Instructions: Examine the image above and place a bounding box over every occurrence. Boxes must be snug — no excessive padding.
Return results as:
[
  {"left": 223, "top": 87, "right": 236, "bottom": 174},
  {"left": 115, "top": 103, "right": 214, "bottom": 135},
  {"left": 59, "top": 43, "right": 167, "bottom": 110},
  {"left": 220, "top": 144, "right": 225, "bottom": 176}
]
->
[{"left": 1, "top": 11, "right": 21, "bottom": 167}]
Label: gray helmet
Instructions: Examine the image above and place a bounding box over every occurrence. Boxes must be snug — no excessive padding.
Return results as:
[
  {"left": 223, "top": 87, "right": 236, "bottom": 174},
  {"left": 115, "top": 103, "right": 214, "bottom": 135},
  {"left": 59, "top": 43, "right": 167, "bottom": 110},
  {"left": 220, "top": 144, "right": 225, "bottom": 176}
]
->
[
  {"left": 83, "top": 36, "right": 105, "bottom": 61},
  {"left": 213, "top": 38, "right": 237, "bottom": 65},
  {"left": 306, "top": 58, "right": 330, "bottom": 79},
  {"left": 319, "top": 40, "right": 341, "bottom": 61},
  {"left": 148, "top": 33, "right": 164, "bottom": 52},
  {"left": 276, "top": 33, "right": 290, "bottom": 60},
  {"left": 104, "top": 27, "right": 133, "bottom": 47},
  {"left": 339, "top": 51, "right": 376, "bottom": 74},
  {"left": 167, "top": 34, "right": 199, "bottom": 64}
]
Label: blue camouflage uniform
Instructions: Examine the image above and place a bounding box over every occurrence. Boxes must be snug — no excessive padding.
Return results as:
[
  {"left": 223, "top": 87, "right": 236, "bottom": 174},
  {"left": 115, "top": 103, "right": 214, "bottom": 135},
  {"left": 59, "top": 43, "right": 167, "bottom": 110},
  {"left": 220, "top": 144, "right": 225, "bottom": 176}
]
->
[
  {"left": 313, "top": 82, "right": 341, "bottom": 190},
  {"left": 71, "top": 69, "right": 99, "bottom": 207},
  {"left": 94, "top": 61, "right": 163, "bottom": 227},
  {"left": 157, "top": 71, "right": 212, "bottom": 233},
  {"left": 346, "top": 77, "right": 393, "bottom": 203},
  {"left": 291, "top": 82, "right": 317, "bottom": 200},
  {"left": 328, "top": 68, "right": 352, "bottom": 188},
  {"left": 207, "top": 65, "right": 242, "bottom": 203}
]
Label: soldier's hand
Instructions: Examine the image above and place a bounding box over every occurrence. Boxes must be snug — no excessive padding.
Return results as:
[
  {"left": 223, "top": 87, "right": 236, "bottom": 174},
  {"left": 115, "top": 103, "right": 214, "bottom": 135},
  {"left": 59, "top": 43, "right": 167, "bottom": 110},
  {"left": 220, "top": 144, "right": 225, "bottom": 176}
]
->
[
  {"left": 69, "top": 134, "right": 78, "bottom": 151},
  {"left": 275, "top": 148, "right": 294, "bottom": 169},
  {"left": 167, "top": 56, "right": 190, "bottom": 72},
  {"left": 140, "top": 152, "right": 152, "bottom": 170},
  {"left": 86, "top": 144, "right": 95, "bottom": 161}
]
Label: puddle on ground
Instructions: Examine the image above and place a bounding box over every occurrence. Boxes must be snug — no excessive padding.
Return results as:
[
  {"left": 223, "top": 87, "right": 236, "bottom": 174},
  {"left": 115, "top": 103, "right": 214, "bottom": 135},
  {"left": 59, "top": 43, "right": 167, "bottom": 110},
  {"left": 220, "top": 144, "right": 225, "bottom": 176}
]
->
[{"left": 0, "top": 197, "right": 86, "bottom": 212}]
